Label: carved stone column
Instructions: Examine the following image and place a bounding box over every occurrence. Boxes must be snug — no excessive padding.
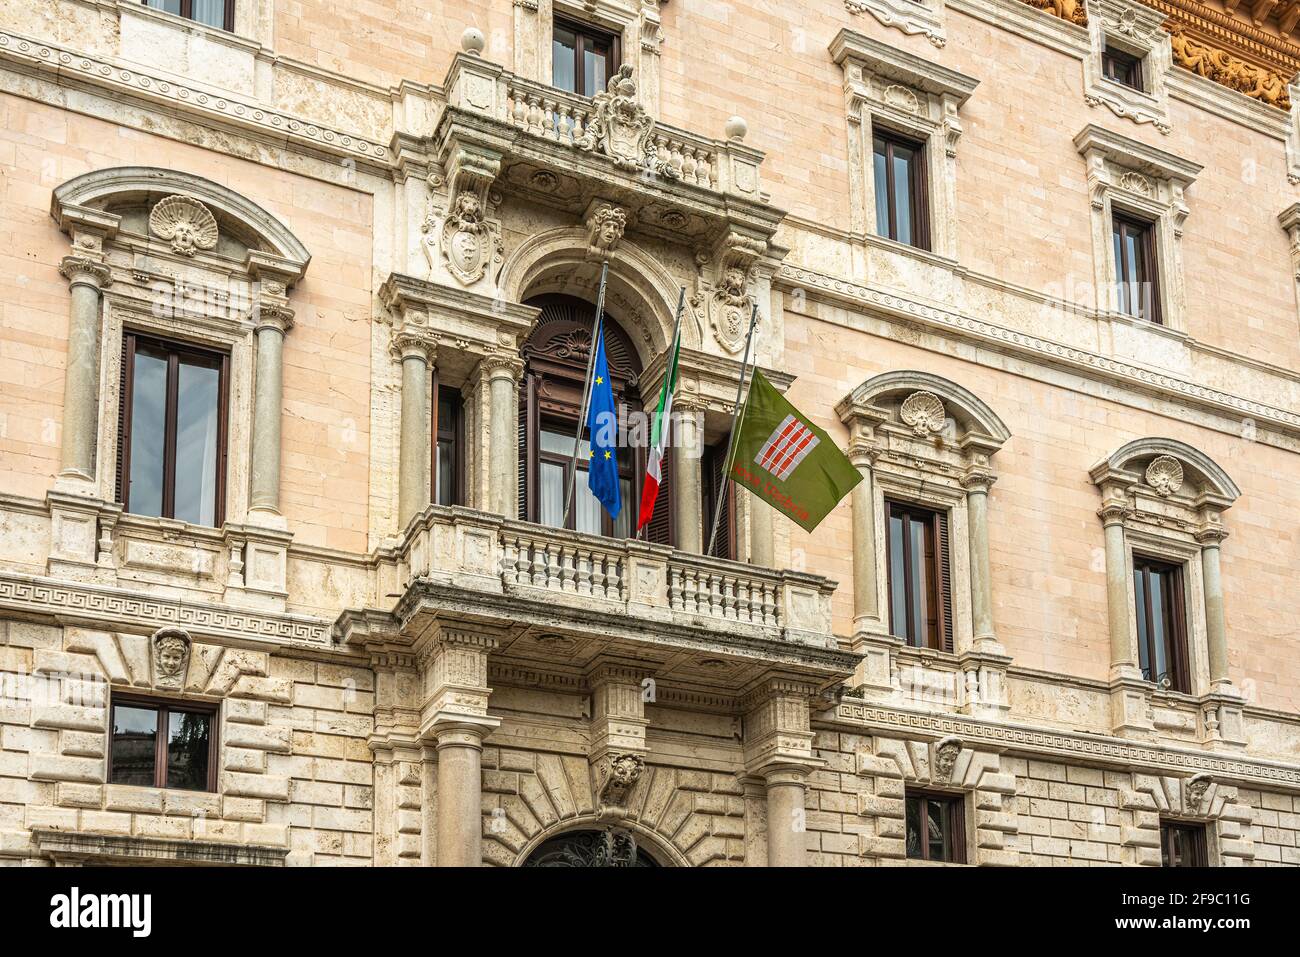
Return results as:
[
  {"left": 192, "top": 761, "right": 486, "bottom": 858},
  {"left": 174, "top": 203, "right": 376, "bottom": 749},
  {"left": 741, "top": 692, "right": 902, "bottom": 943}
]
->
[
  {"left": 848, "top": 446, "right": 880, "bottom": 635},
  {"left": 1098, "top": 487, "right": 1151, "bottom": 737},
  {"left": 394, "top": 331, "right": 436, "bottom": 529},
  {"left": 1196, "top": 521, "right": 1230, "bottom": 689},
  {"left": 962, "top": 469, "right": 998, "bottom": 651},
  {"left": 368, "top": 651, "right": 425, "bottom": 865},
  {"left": 419, "top": 626, "right": 500, "bottom": 867},
  {"left": 57, "top": 252, "right": 112, "bottom": 485},
  {"left": 481, "top": 353, "right": 523, "bottom": 518},
  {"left": 673, "top": 399, "right": 703, "bottom": 553},
  {"left": 742, "top": 677, "right": 822, "bottom": 867},
  {"left": 248, "top": 299, "right": 293, "bottom": 518}
]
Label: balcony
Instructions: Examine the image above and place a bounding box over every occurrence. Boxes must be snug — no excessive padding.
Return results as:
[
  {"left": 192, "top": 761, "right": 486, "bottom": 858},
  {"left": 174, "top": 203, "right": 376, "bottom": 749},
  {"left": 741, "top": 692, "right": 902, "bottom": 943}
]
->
[
  {"left": 339, "top": 506, "right": 857, "bottom": 690},
  {"left": 433, "top": 47, "right": 782, "bottom": 249}
]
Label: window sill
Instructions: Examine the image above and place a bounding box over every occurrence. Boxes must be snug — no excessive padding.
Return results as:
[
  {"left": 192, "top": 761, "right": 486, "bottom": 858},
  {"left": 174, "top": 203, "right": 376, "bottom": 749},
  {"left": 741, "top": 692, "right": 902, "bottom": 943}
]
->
[{"left": 32, "top": 828, "right": 286, "bottom": 866}]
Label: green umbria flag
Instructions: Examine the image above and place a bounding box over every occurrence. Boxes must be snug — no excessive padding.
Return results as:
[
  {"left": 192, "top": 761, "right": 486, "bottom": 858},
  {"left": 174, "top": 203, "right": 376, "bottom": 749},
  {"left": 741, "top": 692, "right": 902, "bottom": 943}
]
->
[{"left": 729, "top": 369, "right": 862, "bottom": 533}]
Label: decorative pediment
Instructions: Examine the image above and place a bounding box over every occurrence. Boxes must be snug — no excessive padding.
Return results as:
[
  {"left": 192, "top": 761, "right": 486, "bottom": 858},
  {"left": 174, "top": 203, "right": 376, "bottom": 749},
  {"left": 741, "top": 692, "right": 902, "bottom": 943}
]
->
[{"left": 1089, "top": 437, "right": 1241, "bottom": 512}]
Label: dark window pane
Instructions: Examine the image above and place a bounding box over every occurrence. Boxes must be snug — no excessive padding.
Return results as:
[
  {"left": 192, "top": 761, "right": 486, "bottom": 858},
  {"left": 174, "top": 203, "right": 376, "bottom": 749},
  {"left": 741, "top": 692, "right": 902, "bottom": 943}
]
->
[
  {"left": 892, "top": 146, "right": 914, "bottom": 246},
  {"left": 553, "top": 28, "right": 577, "bottom": 92},
  {"left": 873, "top": 142, "right": 889, "bottom": 237},
  {"left": 909, "top": 516, "right": 926, "bottom": 645},
  {"left": 191, "top": 0, "right": 226, "bottom": 28},
  {"left": 110, "top": 705, "right": 158, "bottom": 786},
  {"left": 905, "top": 796, "right": 923, "bottom": 859},
  {"left": 1134, "top": 568, "right": 1151, "bottom": 680},
  {"left": 889, "top": 513, "right": 907, "bottom": 640},
  {"left": 583, "top": 44, "right": 608, "bottom": 97},
  {"left": 127, "top": 346, "right": 168, "bottom": 518},
  {"left": 539, "top": 461, "right": 565, "bottom": 528},
  {"left": 173, "top": 355, "right": 221, "bottom": 526},
  {"left": 928, "top": 799, "right": 946, "bottom": 859},
  {"left": 436, "top": 437, "right": 455, "bottom": 506},
  {"left": 166, "top": 709, "right": 211, "bottom": 791},
  {"left": 1149, "top": 571, "right": 1168, "bottom": 685}
]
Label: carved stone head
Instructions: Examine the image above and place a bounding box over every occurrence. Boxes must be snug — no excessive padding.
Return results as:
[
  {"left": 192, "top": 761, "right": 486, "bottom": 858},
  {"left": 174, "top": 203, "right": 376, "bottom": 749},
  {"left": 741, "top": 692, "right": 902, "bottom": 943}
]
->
[
  {"left": 934, "top": 736, "right": 963, "bottom": 782},
  {"left": 151, "top": 626, "right": 192, "bottom": 689},
  {"left": 1185, "top": 773, "right": 1212, "bottom": 813}
]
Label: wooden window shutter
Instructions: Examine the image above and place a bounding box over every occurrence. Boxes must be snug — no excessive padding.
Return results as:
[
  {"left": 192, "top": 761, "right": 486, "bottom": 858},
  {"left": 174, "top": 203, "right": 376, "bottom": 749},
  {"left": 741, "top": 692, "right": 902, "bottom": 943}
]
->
[
  {"left": 705, "top": 441, "right": 734, "bottom": 560},
  {"left": 115, "top": 334, "right": 134, "bottom": 506},
  {"left": 644, "top": 432, "right": 674, "bottom": 547},
  {"left": 517, "top": 374, "right": 534, "bottom": 521},
  {"left": 937, "top": 510, "right": 954, "bottom": 653}
]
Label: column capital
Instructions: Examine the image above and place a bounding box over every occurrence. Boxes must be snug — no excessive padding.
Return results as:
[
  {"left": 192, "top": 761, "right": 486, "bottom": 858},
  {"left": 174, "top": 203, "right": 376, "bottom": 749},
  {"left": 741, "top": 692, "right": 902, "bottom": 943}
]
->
[
  {"left": 478, "top": 350, "right": 524, "bottom": 382},
  {"left": 58, "top": 254, "right": 112, "bottom": 290},
  {"left": 429, "top": 714, "right": 501, "bottom": 749},
  {"left": 960, "top": 467, "right": 996, "bottom": 493},
  {"left": 252, "top": 300, "right": 295, "bottom": 336},
  {"left": 1098, "top": 500, "right": 1134, "bottom": 527},
  {"left": 391, "top": 327, "right": 438, "bottom": 364},
  {"left": 846, "top": 438, "right": 880, "bottom": 469}
]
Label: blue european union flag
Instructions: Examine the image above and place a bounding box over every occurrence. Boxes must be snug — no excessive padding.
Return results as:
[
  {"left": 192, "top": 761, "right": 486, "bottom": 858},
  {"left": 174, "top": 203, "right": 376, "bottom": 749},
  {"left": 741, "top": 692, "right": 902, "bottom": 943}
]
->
[{"left": 586, "top": 318, "right": 621, "bottom": 519}]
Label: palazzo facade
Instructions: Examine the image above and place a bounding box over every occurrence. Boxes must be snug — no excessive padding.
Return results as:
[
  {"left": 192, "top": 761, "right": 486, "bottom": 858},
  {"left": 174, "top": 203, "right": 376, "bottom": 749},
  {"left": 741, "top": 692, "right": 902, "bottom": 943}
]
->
[{"left": 1, "top": 0, "right": 1299, "bottom": 867}]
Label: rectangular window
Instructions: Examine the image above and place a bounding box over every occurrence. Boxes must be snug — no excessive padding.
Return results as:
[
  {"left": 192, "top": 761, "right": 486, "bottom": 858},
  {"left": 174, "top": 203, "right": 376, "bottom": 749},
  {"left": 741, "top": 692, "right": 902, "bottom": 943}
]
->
[
  {"left": 1102, "top": 47, "right": 1144, "bottom": 91},
  {"left": 432, "top": 381, "right": 464, "bottom": 507},
  {"left": 886, "top": 500, "right": 952, "bottom": 651},
  {"left": 537, "top": 425, "right": 632, "bottom": 539},
  {"left": 1112, "top": 213, "right": 1161, "bottom": 324},
  {"left": 1133, "top": 555, "right": 1189, "bottom": 693},
  {"left": 109, "top": 695, "right": 217, "bottom": 792},
  {"left": 1160, "top": 821, "right": 1208, "bottom": 867},
  {"left": 552, "top": 17, "right": 619, "bottom": 97},
  {"left": 905, "top": 790, "right": 966, "bottom": 863},
  {"left": 143, "top": 0, "right": 234, "bottom": 31},
  {"left": 872, "top": 129, "right": 930, "bottom": 250},
  {"left": 118, "top": 333, "right": 229, "bottom": 527}
]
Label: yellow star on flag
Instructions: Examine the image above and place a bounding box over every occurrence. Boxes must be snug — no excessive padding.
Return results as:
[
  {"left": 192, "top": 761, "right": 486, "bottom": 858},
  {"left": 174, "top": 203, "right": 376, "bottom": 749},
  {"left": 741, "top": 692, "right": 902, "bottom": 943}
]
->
[
  {"left": 604, "top": 450, "right": 612, "bottom": 460},
  {"left": 595, "top": 375, "right": 604, "bottom": 385}
]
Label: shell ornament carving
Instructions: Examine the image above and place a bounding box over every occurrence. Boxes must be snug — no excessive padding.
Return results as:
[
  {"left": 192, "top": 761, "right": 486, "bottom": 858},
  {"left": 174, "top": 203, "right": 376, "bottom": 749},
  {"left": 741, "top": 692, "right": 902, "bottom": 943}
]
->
[
  {"left": 1145, "top": 455, "right": 1185, "bottom": 497},
  {"left": 900, "top": 391, "right": 946, "bottom": 436},
  {"left": 148, "top": 195, "right": 218, "bottom": 257}
]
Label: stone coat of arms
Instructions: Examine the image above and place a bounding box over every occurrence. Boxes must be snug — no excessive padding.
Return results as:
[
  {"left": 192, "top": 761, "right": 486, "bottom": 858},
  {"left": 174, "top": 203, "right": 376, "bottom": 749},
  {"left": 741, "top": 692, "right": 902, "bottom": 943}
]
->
[
  {"left": 434, "top": 190, "right": 503, "bottom": 286},
  {"left": 577, "top": 64, "right": 656, "bottom": 171}
]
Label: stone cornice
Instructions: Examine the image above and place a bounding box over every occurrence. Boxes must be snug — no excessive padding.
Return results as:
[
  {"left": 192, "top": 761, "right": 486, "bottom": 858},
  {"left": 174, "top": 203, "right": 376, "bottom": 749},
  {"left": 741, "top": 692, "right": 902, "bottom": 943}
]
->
[
  {"left": 31, "top": 828, "right": 288, "bottom": 866},
  {"left": 0, "top": 570, "right": 332, "bottom": 648},
  {"left": 776, "top": 263, "right": 1300, "bottom": 442},
  {"left": 0, "top": 32, "right": 392, "bottom": 172},
  {"left": 1072, "top": 123, "right": 1204, "bottom": 184},
  {"left": 825, "top": 700, "right": 1300, "bottom": 791},
  {"left": 830, "top": 28, "right": 980, "bottom": 103}
]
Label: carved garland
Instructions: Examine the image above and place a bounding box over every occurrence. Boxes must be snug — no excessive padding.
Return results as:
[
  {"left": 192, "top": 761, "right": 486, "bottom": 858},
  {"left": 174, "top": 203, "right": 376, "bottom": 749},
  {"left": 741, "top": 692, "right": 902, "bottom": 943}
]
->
[{"left": 1021, "top": 0, "right": 1088, "bottom": 26}]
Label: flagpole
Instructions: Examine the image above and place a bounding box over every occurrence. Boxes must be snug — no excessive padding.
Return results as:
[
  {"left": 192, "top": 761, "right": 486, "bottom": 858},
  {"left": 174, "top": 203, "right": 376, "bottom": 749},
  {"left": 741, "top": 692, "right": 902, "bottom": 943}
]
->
[
  {"left": 562, "top": 259, "right": 610, "bottom": 528},
  {"left": 705, "top": 302, "right": 759, "bottom": 559},
  {"left": 636, "top": 287, "right": 687, "bottom": 542}
]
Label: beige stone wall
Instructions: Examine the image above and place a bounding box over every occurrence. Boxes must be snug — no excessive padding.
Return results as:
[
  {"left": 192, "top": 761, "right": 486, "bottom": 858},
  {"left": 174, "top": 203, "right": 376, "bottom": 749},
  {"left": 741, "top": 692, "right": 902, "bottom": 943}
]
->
[{"left": 0, "top": 616, "right": 373, "bottom": 866}]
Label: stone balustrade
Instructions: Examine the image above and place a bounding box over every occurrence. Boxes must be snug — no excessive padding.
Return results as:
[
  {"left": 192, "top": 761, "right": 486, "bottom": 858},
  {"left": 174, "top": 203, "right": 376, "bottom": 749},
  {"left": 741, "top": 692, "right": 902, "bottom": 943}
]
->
[{"left": 392, "top": 505, "right": 836, "bottom": 649}]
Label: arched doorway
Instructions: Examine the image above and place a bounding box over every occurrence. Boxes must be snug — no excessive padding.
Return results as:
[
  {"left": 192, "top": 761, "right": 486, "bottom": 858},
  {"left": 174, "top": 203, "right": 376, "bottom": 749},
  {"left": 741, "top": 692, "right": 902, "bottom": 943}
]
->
[
  {"left": 518, "top": 294, "right": 671, "bottom": 543},
  {"left": 522, "top": 827, "right": 661, "bottom": 867}
]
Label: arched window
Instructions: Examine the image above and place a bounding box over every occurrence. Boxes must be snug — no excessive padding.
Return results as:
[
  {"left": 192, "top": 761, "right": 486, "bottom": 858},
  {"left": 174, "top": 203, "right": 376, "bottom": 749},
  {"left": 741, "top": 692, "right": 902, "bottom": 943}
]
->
[{"left": 518, "top": 295, "right": 653, "bottom": 540}]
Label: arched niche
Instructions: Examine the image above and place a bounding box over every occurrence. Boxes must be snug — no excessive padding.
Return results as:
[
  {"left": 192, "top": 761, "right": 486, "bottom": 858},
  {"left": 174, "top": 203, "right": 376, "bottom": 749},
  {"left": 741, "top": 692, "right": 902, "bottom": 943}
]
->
[{"left": 515, "top": 821, "right": 683, "bottom": 867}]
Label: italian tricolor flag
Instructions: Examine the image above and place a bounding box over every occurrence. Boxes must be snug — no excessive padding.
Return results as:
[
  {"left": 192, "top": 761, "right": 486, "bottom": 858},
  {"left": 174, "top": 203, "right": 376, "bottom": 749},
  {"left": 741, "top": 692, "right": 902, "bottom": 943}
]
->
[{"left": 636, "top": 319, "right": 682, "bottom": 531}]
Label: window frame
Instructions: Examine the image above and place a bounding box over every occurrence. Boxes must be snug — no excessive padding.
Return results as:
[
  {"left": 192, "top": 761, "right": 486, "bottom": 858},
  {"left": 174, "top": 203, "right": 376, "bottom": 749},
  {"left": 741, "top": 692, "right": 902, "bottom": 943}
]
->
[
  {"left": 1102, "top": 46, "right": 1144, "bottom": 92},
  {"left": 431, "top": 377, "right": 465, "bottom": 508},
  {"left": 1112, "top": 211, "right": 1161, "bottom": 324},
  {"left": 701, "top": 438, "right": 736, "bottom": 560},
  {"left": 1159, "top": 820, "right": 1209, "bottom": 867},
  {"left": 552, "top": 15, "right": 621, "bottom": 98},
  {"left": 885, "top": 499, "right": 952, "bottom": 651},
  {"left": 1132, "top": 553, "right": 1190, "bottom": 693},
  {"left": 117, "top": 331, "right": 230, "bottom": 528},
  {"left": 871, "top": 127, "right": 931, "bottom": 251},
  {"left": 107, "top": 693, "right": 219, "bottom": 793},
  {"left": 904, "top": 788, "right": 967, "bottom": 864},
  {"left": 142, "top": 0, "right": 236, "bottom": 32}
]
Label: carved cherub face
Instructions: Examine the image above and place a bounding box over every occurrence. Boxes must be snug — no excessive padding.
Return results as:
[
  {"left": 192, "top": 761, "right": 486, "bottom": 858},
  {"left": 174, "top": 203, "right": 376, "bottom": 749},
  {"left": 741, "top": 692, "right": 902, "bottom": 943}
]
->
[{"left": 156, "top": 637, "right": 187, "bottom": 678}]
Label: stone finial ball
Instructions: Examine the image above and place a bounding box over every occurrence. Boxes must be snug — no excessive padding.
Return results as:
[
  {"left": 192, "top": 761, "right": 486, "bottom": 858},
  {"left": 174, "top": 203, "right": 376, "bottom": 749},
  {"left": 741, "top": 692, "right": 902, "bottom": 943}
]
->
[
  {"left": 461, "top": 27, "right": 486, "bottom": 56},
  {"left": 724, "top": 115, "right": 748, "bottom": 142}
]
